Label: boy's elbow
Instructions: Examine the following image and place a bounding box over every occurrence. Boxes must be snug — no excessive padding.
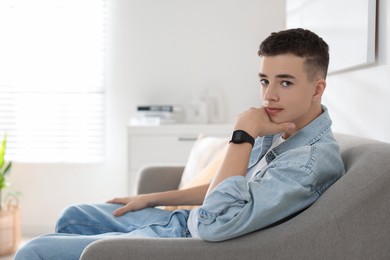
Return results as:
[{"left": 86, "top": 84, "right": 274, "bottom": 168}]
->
[
  {"left": 197, "top": 230, "right": 224, "bottom": 242},
  {"left": 196, "top": 224, "right": 232, "bottom": 242}
]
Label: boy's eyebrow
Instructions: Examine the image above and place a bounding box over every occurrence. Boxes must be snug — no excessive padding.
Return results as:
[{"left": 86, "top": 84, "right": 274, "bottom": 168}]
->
[
  {"left": 258, "top": 73, "right": 295, "bottom": 79},
  {"left": 276, "top": 74, "right": 296, "bottom": 79}
]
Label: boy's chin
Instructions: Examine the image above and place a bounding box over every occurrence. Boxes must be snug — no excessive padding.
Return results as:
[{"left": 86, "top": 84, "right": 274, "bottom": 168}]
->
[
  {"left": 269, "top": 117, "right": 284, "bottom": 124},
  {"left": 271, "top": 117, "right": 294, "bottom": 126}
]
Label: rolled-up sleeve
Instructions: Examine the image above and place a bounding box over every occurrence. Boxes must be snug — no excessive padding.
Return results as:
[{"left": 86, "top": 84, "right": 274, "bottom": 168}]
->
[{"left": 188, "top": 160, "right": 320, "bottom": 242}]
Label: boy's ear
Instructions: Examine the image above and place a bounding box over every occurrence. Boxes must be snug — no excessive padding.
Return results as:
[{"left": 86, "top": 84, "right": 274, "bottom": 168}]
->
[{"left": 312, "top": 79, "right": 326, "bottom": 101}]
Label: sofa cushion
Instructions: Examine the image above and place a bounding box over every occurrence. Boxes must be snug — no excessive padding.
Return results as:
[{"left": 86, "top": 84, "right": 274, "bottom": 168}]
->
[
  {"left": 164, "top": 135, "right": 227, "bottom": 210},
  {"left": 178, "top": 134, "right": 228, "bottom": 189}
]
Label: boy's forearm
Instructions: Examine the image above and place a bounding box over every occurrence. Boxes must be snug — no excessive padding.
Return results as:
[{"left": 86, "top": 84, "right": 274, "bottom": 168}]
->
[{"left": 206, "top": 143, "right": 252, "bottom": 196}]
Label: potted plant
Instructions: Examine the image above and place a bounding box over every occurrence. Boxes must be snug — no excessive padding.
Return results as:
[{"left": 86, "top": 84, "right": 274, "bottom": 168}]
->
[
  {"left": 0, "top": 134, "right": 20, "bottom": 257},
  {"left": 0, "top": 135, "right": 12, "bottom": 206}
]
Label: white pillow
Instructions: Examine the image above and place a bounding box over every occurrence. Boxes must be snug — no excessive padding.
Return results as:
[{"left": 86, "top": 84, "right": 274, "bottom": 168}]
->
[{"left": 179, "top": 134, "right": 228, "bottom": 189}]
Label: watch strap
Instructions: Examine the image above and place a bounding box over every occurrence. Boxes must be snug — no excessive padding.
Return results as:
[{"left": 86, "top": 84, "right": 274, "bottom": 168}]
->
[{"left": 229, "top": 130, "right": 255, "bottom": 147}]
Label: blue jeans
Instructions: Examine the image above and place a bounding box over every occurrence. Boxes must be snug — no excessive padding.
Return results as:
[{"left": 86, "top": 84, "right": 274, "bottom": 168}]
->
[{"left": 15, "top": 203, "right": 191, "bottom": 260}]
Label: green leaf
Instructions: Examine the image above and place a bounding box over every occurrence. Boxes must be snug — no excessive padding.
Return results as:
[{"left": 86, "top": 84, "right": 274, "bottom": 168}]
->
[
  {"left": 0, "top": 135, "right": 6, "bottom": 169},
  {"left": 3, "top": 162, "right": 12, "bottom": 176},
  {"left": 0, "top": 174, "right": 6, "bottom": 189}
]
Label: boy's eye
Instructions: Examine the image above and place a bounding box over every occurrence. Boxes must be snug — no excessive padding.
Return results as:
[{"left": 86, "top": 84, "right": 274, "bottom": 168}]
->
[
  {"left": 281, "top": 81, "right": 293, "bottom": 87},
  {"left": 260, "top": 79, "right": 269, "bottom": 86}
]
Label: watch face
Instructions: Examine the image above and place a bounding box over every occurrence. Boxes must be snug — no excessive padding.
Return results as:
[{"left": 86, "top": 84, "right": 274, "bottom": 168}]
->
[
  {"left": 230, "top": 130, "right": 254, "bottom": 146},
  {"left": 233, "top": 131, "right": 244, "bottom": 142}
]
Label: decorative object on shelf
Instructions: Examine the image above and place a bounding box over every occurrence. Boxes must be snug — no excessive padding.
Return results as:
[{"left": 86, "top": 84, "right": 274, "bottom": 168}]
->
[
  {"left": 185, "top": 95, "right": 209, "bottom": 124},
  {"left": 185, "top": 88, "right": 226, "bottom": 124},
  {"left": 0, "top": 134, "right": 20, "bottom": 257},
  {"left": 130, "top": 105, "right": 184, "bottom": 125}
]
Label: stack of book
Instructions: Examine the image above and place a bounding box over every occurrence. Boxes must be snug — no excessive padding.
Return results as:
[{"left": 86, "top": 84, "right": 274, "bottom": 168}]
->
[{"left": 130, "top": 105, "right": 183, "bottom": 125}]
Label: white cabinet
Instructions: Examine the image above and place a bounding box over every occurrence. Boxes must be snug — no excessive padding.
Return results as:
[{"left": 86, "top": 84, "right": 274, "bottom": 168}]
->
[{"left": 127, "top": 124, "right": 232, "bottom": 194}]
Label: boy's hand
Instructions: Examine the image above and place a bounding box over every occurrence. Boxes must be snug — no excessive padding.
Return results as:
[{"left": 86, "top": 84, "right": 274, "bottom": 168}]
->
[
  {"left": 234, "top": 107, "right": 295, "bottom": 138},
  {"left": 107, "top": 195, "right": 152, "bottom": 217}
]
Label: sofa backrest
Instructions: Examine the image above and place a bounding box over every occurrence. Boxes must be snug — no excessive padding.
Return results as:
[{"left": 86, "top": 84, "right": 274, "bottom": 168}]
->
[
  {"left": 334, "top": 132, "right": 389, "bottom": 173},
  {"left": 230, "top": 133, "right": 390, "bottom": 259}
]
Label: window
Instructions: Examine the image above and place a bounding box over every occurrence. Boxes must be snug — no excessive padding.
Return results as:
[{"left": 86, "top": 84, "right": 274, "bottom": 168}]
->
[{"left": 0, "top": 0, "right": 106, "bottom": 163}]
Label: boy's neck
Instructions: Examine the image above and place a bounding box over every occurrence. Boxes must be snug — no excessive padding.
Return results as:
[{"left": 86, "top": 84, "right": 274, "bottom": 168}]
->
[{"left": 282, "top": 104, "right": 323, "bottom": 139}]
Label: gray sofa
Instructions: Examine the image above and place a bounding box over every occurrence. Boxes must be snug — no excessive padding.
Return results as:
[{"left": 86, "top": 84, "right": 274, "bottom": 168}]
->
[{"left": 80, "top": 133, "right": 390, "bottom": 260}]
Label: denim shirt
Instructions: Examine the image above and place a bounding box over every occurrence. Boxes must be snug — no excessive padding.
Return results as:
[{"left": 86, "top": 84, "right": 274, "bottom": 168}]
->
[{"left": 187, "top": 106, "right": 345, "bottom": 241}]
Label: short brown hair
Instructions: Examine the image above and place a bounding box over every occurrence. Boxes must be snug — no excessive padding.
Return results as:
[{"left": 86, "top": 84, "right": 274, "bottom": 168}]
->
[{"left": 258, "top": 28, "right": 329, "bottom": 80}]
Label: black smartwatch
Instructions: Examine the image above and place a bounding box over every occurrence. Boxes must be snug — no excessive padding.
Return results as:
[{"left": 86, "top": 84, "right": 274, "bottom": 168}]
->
[{"left": 229, "top": 130, "right": 255, "bottom": 147}]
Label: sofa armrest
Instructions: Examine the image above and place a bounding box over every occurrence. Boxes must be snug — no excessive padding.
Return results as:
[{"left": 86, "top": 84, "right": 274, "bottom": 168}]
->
[
  {"left": 80, "top": 238, "right": 228, "bottom": 260},
  {"left": 136, "top": 166, "right": 185, "bottom": 195}
]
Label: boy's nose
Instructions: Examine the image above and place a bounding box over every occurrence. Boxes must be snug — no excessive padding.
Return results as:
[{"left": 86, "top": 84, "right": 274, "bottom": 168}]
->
[{"left": 263, "top": 85, "right": 279, "bottom": 102}]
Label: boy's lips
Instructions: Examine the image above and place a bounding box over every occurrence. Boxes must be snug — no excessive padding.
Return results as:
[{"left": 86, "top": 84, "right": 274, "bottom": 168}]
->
[{"left": 266, "top": 107, "right": 283, "bottom": 115}]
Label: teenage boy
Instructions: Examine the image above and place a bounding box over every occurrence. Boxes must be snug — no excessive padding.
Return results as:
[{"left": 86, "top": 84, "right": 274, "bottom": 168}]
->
[{"left": 15, "top": 28, "right": 344, "bottom": 259}]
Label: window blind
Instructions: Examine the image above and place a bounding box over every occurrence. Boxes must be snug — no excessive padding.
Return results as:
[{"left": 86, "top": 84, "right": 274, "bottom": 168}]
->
[{"left": 0, "top": 0, "right": 106, "bottom": 163}]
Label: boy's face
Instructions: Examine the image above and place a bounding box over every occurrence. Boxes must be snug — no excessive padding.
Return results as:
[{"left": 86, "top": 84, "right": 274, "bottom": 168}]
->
[{"left": 259, "top": 54, "right": 325, "bottom": 133}]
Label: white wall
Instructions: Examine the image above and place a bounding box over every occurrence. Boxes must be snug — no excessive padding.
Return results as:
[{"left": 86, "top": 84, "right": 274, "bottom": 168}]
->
[
  {"left": 113, "top": 0, "right": 286, "bottom": 121},
  {"left": 323, "top": 0, "right": 390, "bottom": 143},
  {"left": 9, "top": 0, "right": 286, "bottom": 235}
]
